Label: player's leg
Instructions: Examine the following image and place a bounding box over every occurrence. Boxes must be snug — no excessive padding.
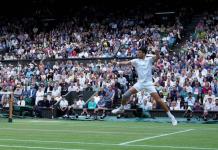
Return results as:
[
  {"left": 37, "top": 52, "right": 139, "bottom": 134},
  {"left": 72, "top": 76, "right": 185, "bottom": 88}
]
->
[
  {"left": 112, "top": 87, "right": 138, "bottom": 114},
  {"left": 150, "top": 93, "right": 169, "bottom": 112},
  {"left": 150, "top": 92, "right": 177, "bottom": 126},
  {"left": 145, "top": 83, "right": 177, "bottom": 126}
]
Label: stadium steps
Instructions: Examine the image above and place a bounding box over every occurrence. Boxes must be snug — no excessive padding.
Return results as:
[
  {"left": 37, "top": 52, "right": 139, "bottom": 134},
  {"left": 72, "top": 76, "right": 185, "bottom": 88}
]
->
[{"left": 172, "top": 14, "right": 202, "bottom": 53}]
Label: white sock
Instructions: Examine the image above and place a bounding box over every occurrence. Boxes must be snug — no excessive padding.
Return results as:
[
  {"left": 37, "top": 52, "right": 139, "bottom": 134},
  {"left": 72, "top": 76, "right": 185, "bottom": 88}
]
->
[{"left": 167, "top": 111, "right": 174, "bottom": 119}]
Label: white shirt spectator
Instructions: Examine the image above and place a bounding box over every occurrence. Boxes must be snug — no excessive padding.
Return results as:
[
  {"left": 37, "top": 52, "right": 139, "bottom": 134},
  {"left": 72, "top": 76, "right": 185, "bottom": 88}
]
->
[
  {"left": 203, "top": 94, "right": 216, "bottom": 104},
  {"left": 179, "top": 75, "right": 186, "bottom": 86},
  {"left": 76, "top": 99, "right": 85, "bottom": 109},
  {"left": 137, "top": 91, "right": 150, "bottom": 106},
  {"left": 53, "top": 73, "right": 61, "bottom": 81},
  {"left": 59, "top": 99, "right": 68, "bottom": 109},
  {"left": 76, "top": 85, "right": 83, "bottom": 92},
  {"left": 68, "top": 84, "right": 78, "bottom": 92},
  {"left": 93, "top": 95, "right": 100, "bottom": 104},
  {"left": 201, "top": 68, "right": 208, "bottom": 77},
  {"left": 52, "top": 87, "right": 61, "bottom": 98},
  {"left": 186, "top": 85, "right": 193, "bottom": 93},
  {"left": 141, "top": 100, "right": 152, "bottom": 110},
  {"left": 78, "top": 51, "right": 88, "bottom": 58},
  {"left": 197, "top": 75, "right": 204, "bottom": 85},
  {"left": 117, "top": 76, "right": 127, "bottom": 86},
  {"left": 35, "top": 89, "right": 44, "bottom": 105},
  {"left": 212, "top": 103, "right": 218, "bottom": 111},
  {"left": 17, "top": 99, "right": 25, "bottom": 106},
  {"left": 79, "top": 76, "right": 86, "bottom": 86},
  {"left": 170, "top": 101, "right": 180, "bottom": 110},
  {"left": 204, "top": 101, "right": 215, "bottom": 112},
  {"left": 185, "top": 96, "right": 195, "bottom": 107},
  {"left": 160, "top": 46, "right": 168, "bottom": 54}
]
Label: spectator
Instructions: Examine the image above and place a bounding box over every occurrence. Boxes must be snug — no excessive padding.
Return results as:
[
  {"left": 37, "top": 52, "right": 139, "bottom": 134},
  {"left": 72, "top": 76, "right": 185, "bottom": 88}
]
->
[
  {"left": 14, "top": 84, "right": 23, "bottom": 100},
  {"left": 67, "top": 96, "right": 85, "bottom": 118},
  {"left": 27, "top": 84, "right": 37, "bottom": 106},
  {"left": 137, "top": 90, "right": 150, "bottom": 106},
  {"left": 94, "top": 95, "right": 107, "bottom": 119},
  {"left": 52, "top": 83, "right": 61, "bottom": 100},
  {"left": 57, "top": 96, "right": 69, "bottom": 117},
  {"left": 180, "top": 87, "right": 188, "bottom": 101},
  {"left": 140, "top": 99, "right": 153, "bottom": 118},
  {"left": 192, "top": 81, "right": 202, "bottom": 102},
  {"left": 35, "top": 87, "right": 44, "bottom": 106},
  {"left": 193, "top": 101, "right": 203, "bottom": 111},
  {"left": 169, "top": 85, "right": 179, "bottom": 101},
  {"left": 203, "top": 90, "right": 216, "bottom": 105},
  {"left": 170, "top": 101, "right": 181, "bottom": 110},
  {"left": 81, "top": 97, "right": 97, "bottom": 119},
  {"left": 34, "top": 95, "right": 50, "bottom": 117},
  {"left": 203, "top": 97, "right": 216, "bottom": 121},
  {"left": 184, "top": 92, "right": 196, "bottom": 109},
  {"left": 212, "top": 99, "right": 218, "bottom": 120},
  {"left": 202, "top": 82, "right": 212, "bottom": 96},
  {"left": 17, "top": 96, "right": 26, "bottom": 106}
]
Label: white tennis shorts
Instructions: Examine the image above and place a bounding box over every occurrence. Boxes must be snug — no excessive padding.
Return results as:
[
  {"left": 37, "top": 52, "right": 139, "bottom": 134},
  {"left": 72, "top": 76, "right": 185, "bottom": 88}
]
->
[{"left": 133, "top": 81, "right": 157, "bottom": 93}]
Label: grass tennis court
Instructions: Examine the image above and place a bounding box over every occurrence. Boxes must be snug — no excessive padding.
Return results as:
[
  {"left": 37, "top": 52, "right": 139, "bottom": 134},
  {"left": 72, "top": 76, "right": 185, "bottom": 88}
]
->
[{"left": 0, "top": 118, "right": 218, "bottom": 150}]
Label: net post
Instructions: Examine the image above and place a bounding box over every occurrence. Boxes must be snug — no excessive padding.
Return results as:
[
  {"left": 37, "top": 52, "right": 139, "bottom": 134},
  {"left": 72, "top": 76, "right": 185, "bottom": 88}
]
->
[{"left": 8, "top": 92, "right": 13, "bottom": 123}]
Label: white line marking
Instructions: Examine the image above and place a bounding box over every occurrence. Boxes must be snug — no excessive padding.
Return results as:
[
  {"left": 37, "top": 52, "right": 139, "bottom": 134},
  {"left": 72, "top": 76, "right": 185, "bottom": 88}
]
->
[
  {"left": 119, "top": 129, "right": 194, "bottom": 145},
  {"left": 0, "top": 138, "right": 105, "bottom": 145},
  {"left": 0, "top": 144, "right": 84, "bottom": 150},
  {"left": 0, "top": 138, "right": 217, "bottom": 150},
  {"left": 0, "top": 127, "right": 155, "bottom": 135}
]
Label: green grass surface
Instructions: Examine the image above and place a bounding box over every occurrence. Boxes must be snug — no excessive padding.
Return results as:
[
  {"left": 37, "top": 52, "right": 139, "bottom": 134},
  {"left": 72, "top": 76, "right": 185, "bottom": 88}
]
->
[{"left": 0, "top": 118, "right": 218, "bottom": 150}]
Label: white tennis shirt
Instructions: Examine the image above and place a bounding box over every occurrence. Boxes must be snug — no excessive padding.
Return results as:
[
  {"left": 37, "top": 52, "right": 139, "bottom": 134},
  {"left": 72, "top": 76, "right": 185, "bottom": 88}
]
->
[{"left": 131, "top": 56, "right": 153, "bottom": 83}]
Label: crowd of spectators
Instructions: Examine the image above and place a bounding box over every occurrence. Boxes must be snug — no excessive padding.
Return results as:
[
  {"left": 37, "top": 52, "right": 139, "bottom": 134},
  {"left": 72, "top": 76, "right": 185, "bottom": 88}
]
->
[
  {"left": 0, "top": 5, "right": 184, "bottom": 60},
  {"left": 0, "top": 7, "right": 217, "bottom": 120}
]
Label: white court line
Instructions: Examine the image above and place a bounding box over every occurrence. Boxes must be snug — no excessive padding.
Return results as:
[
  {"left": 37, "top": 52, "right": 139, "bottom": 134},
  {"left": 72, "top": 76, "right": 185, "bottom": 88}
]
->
[
  {"left": 0, "top": 127, "right": 154, "bottom": 135},
  {"left": 0, "top": 138, "right": 217, "bottom": 150},
  {"left": 119, "top": 129, "right": 194, "bottom": 145},
  {"left": 0, "top": 138, "right": 109, "bottom": 145},
  {"left": 0, "top": 144, "right": 84, "bottom": 150}
]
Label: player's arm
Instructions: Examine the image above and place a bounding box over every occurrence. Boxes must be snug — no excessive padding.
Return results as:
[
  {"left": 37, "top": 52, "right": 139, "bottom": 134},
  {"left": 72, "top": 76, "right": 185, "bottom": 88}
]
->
[
  {"left": 112, "top": 60, "right": 132, "bottom": 65},
  {"left": 147, "top": 49, "right": 160, "bottom": 62}
]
